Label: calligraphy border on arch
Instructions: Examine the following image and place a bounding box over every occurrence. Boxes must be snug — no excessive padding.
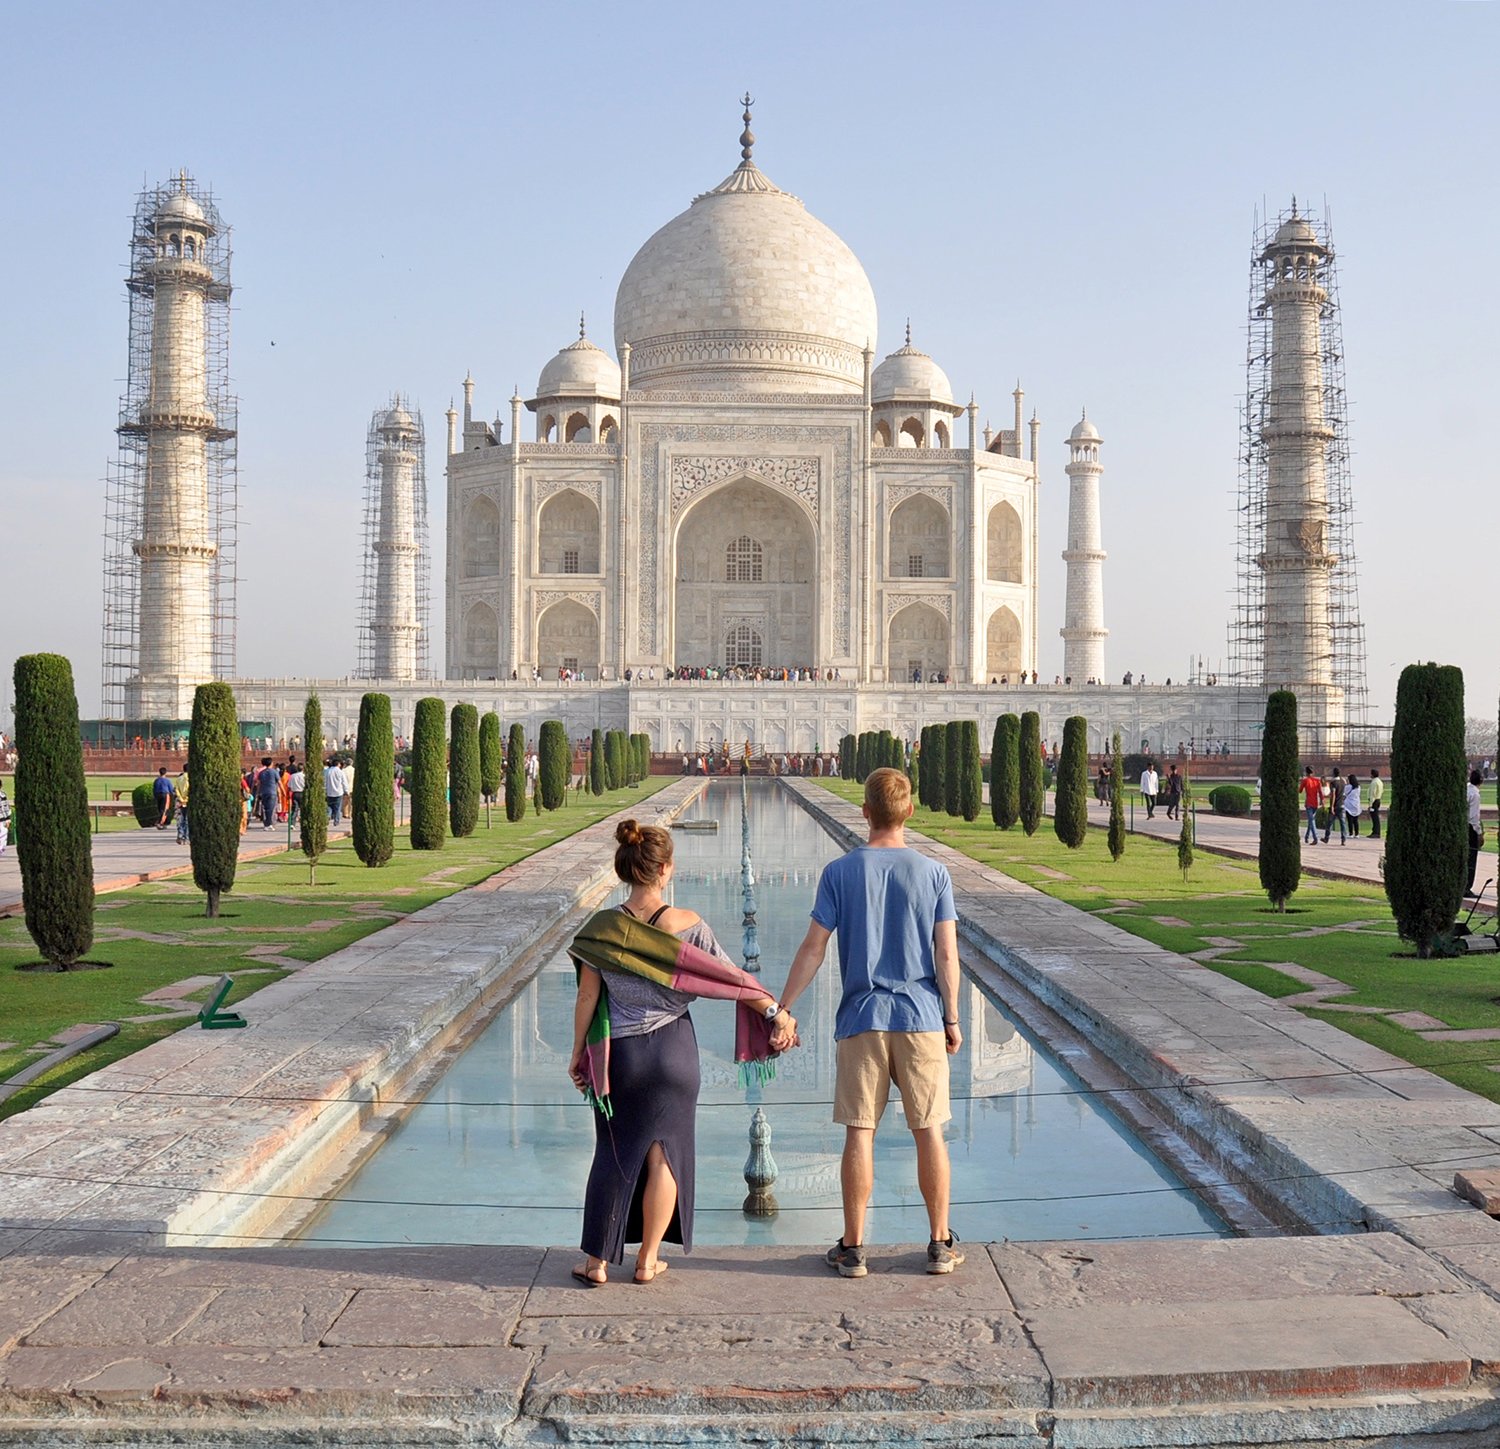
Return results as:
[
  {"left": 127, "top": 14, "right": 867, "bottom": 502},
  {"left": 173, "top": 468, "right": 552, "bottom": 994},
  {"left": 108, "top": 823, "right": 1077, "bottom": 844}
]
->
[
  {"left": 885, "top": 481, "right": 953, "bottom": 511},
  {"left": 534, "top": 588, "right": 602, "bottom": 618},
  {"left": 669, "top": 456, "right": 820, "bottom": 521},
  {"left": 885, "top": 590, "right": 953, "bottom": 622}
]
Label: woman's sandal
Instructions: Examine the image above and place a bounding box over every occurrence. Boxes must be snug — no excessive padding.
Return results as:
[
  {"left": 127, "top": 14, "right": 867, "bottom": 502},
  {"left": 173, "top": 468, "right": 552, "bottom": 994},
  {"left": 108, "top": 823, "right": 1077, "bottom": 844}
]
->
[
  {"left": 570, "top": 1264, "right": 607, "bottom": 1288},
  {"left": 633, "top": 1260, "right": 669, "bottom": 1285}
]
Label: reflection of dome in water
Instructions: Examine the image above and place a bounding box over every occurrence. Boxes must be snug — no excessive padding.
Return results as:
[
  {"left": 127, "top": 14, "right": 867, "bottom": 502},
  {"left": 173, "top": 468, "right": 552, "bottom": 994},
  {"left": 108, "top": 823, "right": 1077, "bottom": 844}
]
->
[{"left": 614, "top": 142, "right": 877, "bottom": 395}]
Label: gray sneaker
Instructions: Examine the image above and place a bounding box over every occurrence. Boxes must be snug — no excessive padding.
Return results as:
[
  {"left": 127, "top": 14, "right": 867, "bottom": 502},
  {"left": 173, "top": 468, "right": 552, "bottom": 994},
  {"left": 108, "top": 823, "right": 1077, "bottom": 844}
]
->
[
  {"left": 825, "top": 1239, "right": 867, "bottom": 1278},
  {"left": 927, "top": 1232, "right": 965, "bottom": 1274}
]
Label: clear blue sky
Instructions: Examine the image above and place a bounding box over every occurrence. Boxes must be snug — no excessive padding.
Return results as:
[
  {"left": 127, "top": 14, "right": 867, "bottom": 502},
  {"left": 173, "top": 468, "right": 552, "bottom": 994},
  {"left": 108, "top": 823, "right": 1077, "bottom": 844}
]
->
[{"left": 4, "top": 1, "right": 1494, "bottom": 729}]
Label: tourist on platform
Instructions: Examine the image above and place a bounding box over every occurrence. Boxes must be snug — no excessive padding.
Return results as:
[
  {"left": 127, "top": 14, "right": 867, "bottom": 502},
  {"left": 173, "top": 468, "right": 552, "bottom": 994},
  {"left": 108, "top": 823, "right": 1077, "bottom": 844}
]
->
[
  {"left": 776, "top": 768, "right": 963, "bottom": 1280},
  {"left": 1367, "top": 769, "right": 1383, "bottom": 839},
  {"left": 567, "top": 820, "right": 792, "bottom": 1287},
  {"left": 1301, "top": 765, "right": 1323, "bottom": 844}
]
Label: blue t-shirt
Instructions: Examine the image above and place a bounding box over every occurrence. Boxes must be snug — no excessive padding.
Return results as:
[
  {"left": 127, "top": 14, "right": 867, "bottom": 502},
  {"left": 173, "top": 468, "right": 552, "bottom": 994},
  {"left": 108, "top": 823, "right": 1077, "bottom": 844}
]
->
[
  {"left": 152, "top": 775, "right": 173, "bottom": 799},
  {"left": 811, "top": 846, "right": 956, "bottom": 1040}
]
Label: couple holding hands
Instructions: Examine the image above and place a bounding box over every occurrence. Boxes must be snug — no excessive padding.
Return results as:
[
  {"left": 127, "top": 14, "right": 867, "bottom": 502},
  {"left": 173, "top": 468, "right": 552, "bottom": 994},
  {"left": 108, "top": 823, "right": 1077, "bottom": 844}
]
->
[{"left": 568, "top": 767, "right": 963, "bottom": 1285}]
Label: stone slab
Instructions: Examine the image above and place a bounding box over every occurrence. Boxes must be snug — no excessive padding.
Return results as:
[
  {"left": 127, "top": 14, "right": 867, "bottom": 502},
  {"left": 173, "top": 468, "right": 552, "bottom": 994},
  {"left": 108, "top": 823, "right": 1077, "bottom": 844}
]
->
[
  {"left": 514, "top": 1312, "right": 848, "bottom": 1352},
  {"left": 1024, "top": 1294, "right": 1470, "bottom": 1409},
  {"left": 21, "top": 1284, "right": 218, "bottom": 1347},
  {"left": 1455, "top": 1168, "right": 1500, "bottom": 1215},
  {"left": 1401, "top": 1291, "right": 1500, "bottom": 1372},
  {"left": 167, "top": 1287, "right": 353, "bottom": 1347},
  {"left": 991, "top": 1232, "right": 1466, "bottom": 1311},
  {"left": 324, "top": 1287, "right": 524, "bottom": 1347}
]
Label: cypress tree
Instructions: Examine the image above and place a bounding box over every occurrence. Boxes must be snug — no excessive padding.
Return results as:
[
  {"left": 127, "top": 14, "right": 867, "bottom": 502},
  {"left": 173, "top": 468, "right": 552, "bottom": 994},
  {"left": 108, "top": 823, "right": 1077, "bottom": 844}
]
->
[
  {"left": 1054, "top": 715, "right": 1089, "bottom": 848},
  {"left": 12, "top": 653, "right": 94, "bottom": 967},
  {"left": 504, "top": 722, "right": 526, "bottom": 822},
  {"left": 607, "top": 730, "right": 626, "bottom": 789},
  {"left": 479, "top": 711, "right": 502, "bottom": 806},
  {"left": 877, "top": 730, "right": 893, "bottom": 774},
  {"left": 853, "top": 732, "right": 866, "bottom": 783},
  {"left": 352, "top": 693, "right": 395, "bottom": 867},
  {"left": 187, "top": 681, "right": 241, "bottom": 918},
  {"left": 301, "top": 692, "right": 327, "bottom": 881},
  {"left": 590, "top": 728, "right": 606, "bottom": 795},
  {"left": 539, "top": 719, "right": 569, "bottom": 809},
  {"left": 449, "top": 703, "right": 480, "bottom": 837},
  {"left": 1177, "top": 769, "right": 1195, "bottom": 880},
  {"left": 1019, "top": 711, "right": 1044, "bottom": 836},
  {"left": 926, "top": 723, "right": 947, "bottom": 814},
  {"left": 944, "top": 720, "right": 963, "bottom": 816},
  {"left": 992, "top": 713, "right": 1020, "bottom": 830},
  {"left": 1108, "top": 730, "right": 1127, "bottom": 862},
  {"left": 634, "top": 733, "right": 650, "bottom": 784},
  {"left": 1258, "top": 690, "right": 1301, "bottom": 911},
  {"left": 839, "top": 733, "right": 855, "bottom": 783},
  {"left": 959, "top": 719, "right": 982, "bottom": 822},
  {"left": 1386, "top": 663, "right": 1467, "bottom": 957},
  {"left": 410, "top": 697, "right": 447, "bottom": 850}
]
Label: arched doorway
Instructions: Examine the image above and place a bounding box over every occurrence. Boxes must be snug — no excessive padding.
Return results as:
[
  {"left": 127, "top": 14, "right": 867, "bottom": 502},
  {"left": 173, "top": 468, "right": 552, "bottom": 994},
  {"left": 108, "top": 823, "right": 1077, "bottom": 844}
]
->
[
  {"left": 887, "top": 603, "right": 950, "bottom": 680},
  {"left": 889, "top": 495, "right": 950, "bottom": 578},
  {"left": 537, "top": 599, "right": 600, "bottom": 678},
  {"left": 987, "top": 502, "right": 1023, "bottom": 583},
  {"left": 673, "top": 478, "right": 816, "bottom": 669},
  {"left": 463, "top": 497, "right": 500, "bottom": 578},
  {"left": 986, "top": 606, "right": 1022, "bottom": 678},
  {"left": 538, "top": 489, "right": 600, "bottom": 574},
  {"left": 462, "top": 602, "right": 498, "bottom": 676}
]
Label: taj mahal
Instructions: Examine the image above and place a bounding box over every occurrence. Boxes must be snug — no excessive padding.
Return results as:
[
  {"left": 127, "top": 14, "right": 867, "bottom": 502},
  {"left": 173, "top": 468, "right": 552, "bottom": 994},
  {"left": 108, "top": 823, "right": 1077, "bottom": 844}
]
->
[{"left": 102, "top": 104, "right": 1358, "bottom": 755}]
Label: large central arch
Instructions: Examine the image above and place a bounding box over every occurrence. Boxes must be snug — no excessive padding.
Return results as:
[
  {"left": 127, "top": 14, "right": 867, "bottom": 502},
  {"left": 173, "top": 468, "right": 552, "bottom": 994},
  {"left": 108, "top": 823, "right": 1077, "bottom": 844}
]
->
[{"left": 672, "top": 478, "right": 817, "bottom": 669}]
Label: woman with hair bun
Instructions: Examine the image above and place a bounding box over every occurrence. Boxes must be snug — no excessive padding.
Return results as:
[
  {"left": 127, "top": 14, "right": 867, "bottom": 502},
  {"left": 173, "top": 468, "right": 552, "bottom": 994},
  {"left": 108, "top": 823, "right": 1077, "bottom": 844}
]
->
[{"left": 568, "top": 817, "right": 795, "bottom": 1286}]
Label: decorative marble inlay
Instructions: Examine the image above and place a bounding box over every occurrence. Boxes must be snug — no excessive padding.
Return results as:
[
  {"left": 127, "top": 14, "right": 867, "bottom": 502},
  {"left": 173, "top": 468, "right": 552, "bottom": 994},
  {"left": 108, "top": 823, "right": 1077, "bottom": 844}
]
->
[
  {"left": 534, "top": 589, "right": 601, "bottom": 617},
  {"left": 886, "top": 481, "right": 952, "bottom": 511},
  {"left": 885, "top": 590, "right": 952, "bottom": 621},
  {"left": 535, "top": 477, "right": 602, "bottom": 507},
  {"left": 669, "top": 455, "right": 819, "bottom": 520}
]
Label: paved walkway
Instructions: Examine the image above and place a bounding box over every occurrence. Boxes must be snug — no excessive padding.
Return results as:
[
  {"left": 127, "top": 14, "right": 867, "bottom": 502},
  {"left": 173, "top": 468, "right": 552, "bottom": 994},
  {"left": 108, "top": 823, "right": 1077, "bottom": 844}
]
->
[
  {"left": 6, "top": 777, "right": 1500, "bottom": 1444},
  {"left": 1089, "top": 795, "right": 1498, "bottom": 912},
  {"left": 0, "top": 818, "right": 350, "bottom": 918}
]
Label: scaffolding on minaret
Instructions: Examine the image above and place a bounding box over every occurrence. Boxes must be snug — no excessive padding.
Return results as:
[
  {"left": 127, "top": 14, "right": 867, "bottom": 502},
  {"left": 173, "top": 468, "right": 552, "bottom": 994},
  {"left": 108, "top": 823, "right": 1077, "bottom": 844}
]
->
[
  {"left": 356, "top": 396, "right": 431, "bottom": 680},
  {"left": 100, "top": 173, "right": 237, "bottom": 719},
  {"left": 1228, "top": 203, "right": 1368, "bottom": 744}
]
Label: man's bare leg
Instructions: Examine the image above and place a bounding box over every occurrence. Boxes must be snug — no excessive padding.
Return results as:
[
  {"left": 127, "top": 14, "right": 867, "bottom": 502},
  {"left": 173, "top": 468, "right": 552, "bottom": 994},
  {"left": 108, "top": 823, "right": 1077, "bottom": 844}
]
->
[
  {"left": 913, "top": 1124, "right": 951, "bottom": 1241},
  {"left": 841, "top": 1127, "right": 875, "bottom": 1245}
]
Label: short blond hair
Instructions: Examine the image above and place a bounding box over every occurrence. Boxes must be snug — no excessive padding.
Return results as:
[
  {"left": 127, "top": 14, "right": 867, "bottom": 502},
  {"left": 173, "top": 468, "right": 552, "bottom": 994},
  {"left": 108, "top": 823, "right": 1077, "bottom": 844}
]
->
[{"left": 864, "top": 767, "right": 912, "bottom": 829}]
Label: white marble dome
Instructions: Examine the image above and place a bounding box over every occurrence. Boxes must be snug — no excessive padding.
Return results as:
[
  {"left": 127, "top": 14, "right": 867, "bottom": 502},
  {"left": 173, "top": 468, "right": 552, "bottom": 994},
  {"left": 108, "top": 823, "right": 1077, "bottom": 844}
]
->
[
  {"left": 872, "top": 339, "right": 955, "bottom": 407},
  {"left": 613, "top": 158, "right": 877, "bottom": 394},
  {"left": 536, "top": 334, "right": 622, "bottom": 400},
  {"left": 1069, "top": 415, "right": 1100, "bottom": 443},
  {"left": 157, "top": 190, "right": 206, "bottom": 226}
]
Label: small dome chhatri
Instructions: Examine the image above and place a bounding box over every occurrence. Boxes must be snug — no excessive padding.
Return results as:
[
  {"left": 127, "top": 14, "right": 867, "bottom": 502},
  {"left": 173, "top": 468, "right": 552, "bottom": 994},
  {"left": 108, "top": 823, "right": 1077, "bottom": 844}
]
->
[
  {"left": 1069, "top": 411, "right": 1100, "bottom": 443},
  {"left": 535, "top": 320, "right": 622, "bottom": 401},
  {"left": 613, "top": 96, "right": 878, "bottom": 394},
  {"left": 871, "top": 324, "right": 955, "bottom": 407}
]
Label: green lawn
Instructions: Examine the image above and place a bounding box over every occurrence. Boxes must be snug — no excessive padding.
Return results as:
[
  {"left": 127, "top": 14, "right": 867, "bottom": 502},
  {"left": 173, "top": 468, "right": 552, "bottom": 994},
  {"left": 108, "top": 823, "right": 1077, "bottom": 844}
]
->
[
  {"left": 0, "top": 779, "right": 669, "bottom": 1119},
  {"left": 815, "top": 779, "right": 1500, "bottom": 1104}
]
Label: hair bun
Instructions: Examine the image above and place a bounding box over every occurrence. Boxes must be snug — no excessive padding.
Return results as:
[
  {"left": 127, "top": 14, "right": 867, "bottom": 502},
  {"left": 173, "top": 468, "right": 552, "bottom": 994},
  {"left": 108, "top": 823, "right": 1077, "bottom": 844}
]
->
[{"left": 616, "top": 819, "right": 643, "bottom": 847}]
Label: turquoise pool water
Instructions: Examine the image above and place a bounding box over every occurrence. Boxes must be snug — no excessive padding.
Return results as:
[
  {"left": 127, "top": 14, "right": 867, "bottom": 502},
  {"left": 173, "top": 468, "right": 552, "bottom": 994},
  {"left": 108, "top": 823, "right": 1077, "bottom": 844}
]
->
[{"left": 298, "top": 782, "right": 1226, "bottom": 1247}]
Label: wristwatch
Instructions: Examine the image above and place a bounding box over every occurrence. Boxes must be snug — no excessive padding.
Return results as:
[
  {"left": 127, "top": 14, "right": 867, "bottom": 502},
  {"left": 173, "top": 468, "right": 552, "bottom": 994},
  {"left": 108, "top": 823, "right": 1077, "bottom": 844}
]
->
[{"left": 763, "top": 1002, "right": 783, "bottom": 1021}]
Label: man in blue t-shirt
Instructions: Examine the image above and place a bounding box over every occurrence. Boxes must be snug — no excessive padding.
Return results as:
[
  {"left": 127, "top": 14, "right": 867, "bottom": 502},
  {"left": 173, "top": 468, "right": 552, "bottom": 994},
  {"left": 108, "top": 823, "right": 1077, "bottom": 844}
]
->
[
  {"left": 152, "top": 767, "right": 174, "bottom": 829},
  {"left": 775, "top": 767, "right": 963, "bottom": 1279}
]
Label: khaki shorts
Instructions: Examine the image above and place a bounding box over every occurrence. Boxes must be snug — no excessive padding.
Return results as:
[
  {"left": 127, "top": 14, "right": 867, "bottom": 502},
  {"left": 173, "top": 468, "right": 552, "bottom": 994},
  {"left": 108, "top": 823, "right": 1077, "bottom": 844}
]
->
[{"left": 834, "top": 1031, "right": 951, "bottom": 1130}]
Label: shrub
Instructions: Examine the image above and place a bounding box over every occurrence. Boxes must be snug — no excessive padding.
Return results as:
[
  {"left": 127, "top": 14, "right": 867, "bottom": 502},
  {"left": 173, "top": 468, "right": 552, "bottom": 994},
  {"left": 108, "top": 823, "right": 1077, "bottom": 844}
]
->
[
  {"left": 1018, "top": 711, "right": 1044, "bottom": 836},
  {"left": 839, "top": 733, "right": 855, "bottom": 782},
  {"left": 1208, "top": 784, "right": 1253, "bottom": 817},
  {"left": 1122, "top": 752, "right": 1156, "bottom": 781},
  {"left": 959, "top": 720, "right": 982, "bottom": 822},
  {"left": 479, "top": 711, "right": 502, "bottom": 805},
  {"left": 187, "top": 681, "right": 241, "bottom": 918},
  {"left": 991, "top": 714, "right": 1020, "bottom": 829},
  {"left": 410, "top": 697, "right": 447, "bottom": 850},
  {"left": 944, "top": 720, "right": 963, "bottom": 816},
  {"left": 12, "top": 653, "right": 94, "bottom": 967},
  {"left": 1108, "top": 731, "right": 1127, "bottom": 862},
  {"left": 505, "top": 722, "right": 526, "bottom": 822},
  {"left": 352, "top": 693, "right": 395, "bottom": 866},
  {"left": 131, "top": 781, "right": 173, "bottom": 828},
  {"left": 449, "top": 703, "right": 480, "bottom": 836},
  {"left": 1054, "top": 716, "right": 1089, "bottom": 849},
  {"left": 539, "top": 720, "right": 569, "bottom": 809},
  {"left": 1258, "top": 690, "right": 1300, "bottom": 911},
  {"left": 590, "top": 728, "right": 606, "bottom": 795},
  {"left": 1386, "top": 662, "right": 1467, "bottom": 958},
  {"left": 301, "top": 693, "right": 327, "bottom": 876}
]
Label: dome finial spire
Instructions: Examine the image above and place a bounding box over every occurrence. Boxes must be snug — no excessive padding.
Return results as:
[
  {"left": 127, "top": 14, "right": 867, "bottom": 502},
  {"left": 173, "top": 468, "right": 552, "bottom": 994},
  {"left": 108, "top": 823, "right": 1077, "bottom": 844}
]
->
[
  {"left": 739, "top": 92, "right": 755, "bottom": 163},
  {"left": 904, "top": 318, "right": 911, "bottom": 348},
  {"left": 579, "top": 309, "right": 586, "bottom": 340}
]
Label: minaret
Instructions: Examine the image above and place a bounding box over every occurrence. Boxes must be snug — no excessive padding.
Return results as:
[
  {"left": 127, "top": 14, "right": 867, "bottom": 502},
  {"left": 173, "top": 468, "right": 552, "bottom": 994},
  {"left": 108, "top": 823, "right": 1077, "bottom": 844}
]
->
[
  {"left": 109, "top": 174, "right": 235, "bottom": 718},
  {"left": 1060, "top": 412, "right": 1107, "bottom": 681},
  {"left": 358, "top": 398, "right": 428, "bottom": 680},
  {"left": 1256, "top": 208, "right": 1334, "bottom": 689}
]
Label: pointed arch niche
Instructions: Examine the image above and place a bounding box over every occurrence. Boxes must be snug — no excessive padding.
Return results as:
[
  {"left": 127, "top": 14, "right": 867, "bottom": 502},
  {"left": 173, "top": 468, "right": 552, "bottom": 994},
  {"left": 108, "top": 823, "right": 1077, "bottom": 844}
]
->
[
  {"left": 987, "top": 501, "right": 1023, "bottom": 583},
  {"left": 986, "top": 606, "right": 1022, "bottom": 678},
  {"left": 462, "top": 601, "right": 499, "bottom": 675},
  {"left": 538, "top": 488, "right": 600, "bottom": 574},
  {"left": 889, "top": 494, "right": 950, "bottom": 578},
  {"left": 463, "top": 496, "right": 500, "bottom": 578},
  {"left": 537, "top": 598, "right": 600, "bottom": 678},
  {"left": 887, "top": 602, "right": 950, "bottom": 680}
]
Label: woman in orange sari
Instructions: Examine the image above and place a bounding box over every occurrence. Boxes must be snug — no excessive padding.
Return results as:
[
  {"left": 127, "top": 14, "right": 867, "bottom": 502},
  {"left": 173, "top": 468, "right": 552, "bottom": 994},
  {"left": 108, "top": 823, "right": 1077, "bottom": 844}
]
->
[{"left": 277, "top": 765, "right": 293, "bottom": 823}]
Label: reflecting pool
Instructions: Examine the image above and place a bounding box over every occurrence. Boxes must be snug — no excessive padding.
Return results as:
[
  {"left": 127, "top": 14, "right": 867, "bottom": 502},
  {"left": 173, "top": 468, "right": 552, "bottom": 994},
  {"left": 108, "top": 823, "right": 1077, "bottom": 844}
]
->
[{"left": 298, "top": 782, "right": 1226, "bottom": 1247}]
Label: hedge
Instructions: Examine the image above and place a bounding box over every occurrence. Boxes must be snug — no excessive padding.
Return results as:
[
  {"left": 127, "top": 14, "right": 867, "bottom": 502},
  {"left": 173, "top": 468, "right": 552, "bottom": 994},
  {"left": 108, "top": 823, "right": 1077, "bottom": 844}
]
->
[
  {"left": 1208, "top": 784, "right": 1253, "bottom": 817},
  {"left": 1386, "top": 662, "right": 1467, "bottom": 957},
  {"left": 449, "top": 702, "right": 480, "bottom": 837},
  {"left": 410, "top": 697, "right": 447, "bottom": 850},
  {"left": 12, "top": 653, "right": 94, "bottom": 966},
  {"left": 131, "top": 780, "right": 173, "bottom": 828},
  {"left": 539, "top": 719, "right": 569, "bottom": 809},
  {"left": 353, "top": 693, "right": 395, "bottom": 866},
  {"left": 1258, "top": 690, "right": 1300, "bottom": 911},
  {"left": 839, "top": 733, "right": 855, "bottom": 782},
  {"left": 187, "top": 681, "right": 241, "bottom": 918}
]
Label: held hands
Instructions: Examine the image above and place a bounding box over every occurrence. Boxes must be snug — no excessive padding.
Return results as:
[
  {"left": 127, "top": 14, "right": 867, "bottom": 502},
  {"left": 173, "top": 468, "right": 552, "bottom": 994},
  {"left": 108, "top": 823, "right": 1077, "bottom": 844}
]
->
[{"left": 768, "top": 1010, "right": 799, "bottom": 1053}]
